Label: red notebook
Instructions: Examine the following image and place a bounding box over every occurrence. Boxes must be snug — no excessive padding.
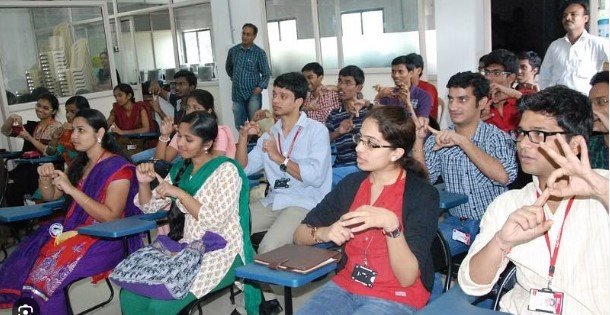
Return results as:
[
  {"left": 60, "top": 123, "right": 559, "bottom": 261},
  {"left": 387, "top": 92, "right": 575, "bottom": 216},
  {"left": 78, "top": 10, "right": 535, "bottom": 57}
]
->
[{"left": 254, "top": 244, "right": 341, "bottom": 274}]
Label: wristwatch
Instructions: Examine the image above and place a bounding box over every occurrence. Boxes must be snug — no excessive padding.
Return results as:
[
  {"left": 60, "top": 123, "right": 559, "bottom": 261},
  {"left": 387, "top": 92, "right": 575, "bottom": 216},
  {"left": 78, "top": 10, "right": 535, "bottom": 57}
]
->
[
  {"left": 383, "top": 226, "right": 402, "bottom": 238},
  {"left": 279, "top": 158, "right": 289, "bottom": 172}
]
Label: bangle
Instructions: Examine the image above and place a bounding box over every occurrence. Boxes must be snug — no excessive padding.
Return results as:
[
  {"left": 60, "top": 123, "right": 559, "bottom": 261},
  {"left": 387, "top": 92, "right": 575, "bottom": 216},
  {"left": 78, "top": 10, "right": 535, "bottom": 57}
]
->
[
  {"left": 412, "top": 148, "right": 424, "bottom": 153},
  {"left": 308, "top": 225, "right": 322, "bottom": 243},
  {"left": 159, "top": 136, "right": 170, "bottom": 143},
  {"left": 84, "top": 197, "right": 92, "bottom": 206}
]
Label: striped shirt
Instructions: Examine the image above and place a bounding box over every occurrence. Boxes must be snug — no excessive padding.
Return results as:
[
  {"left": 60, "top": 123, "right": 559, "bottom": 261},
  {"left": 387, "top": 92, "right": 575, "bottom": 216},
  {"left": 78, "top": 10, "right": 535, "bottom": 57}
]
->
[
  {"left": 225, "top": 43, "right": 271, "bottom": 102},
  {"left": 424, "top": 121, "right": 518, "bottom": 219},
  {"left": 325, "top": 105, "right": 372, "bottom": 166}
]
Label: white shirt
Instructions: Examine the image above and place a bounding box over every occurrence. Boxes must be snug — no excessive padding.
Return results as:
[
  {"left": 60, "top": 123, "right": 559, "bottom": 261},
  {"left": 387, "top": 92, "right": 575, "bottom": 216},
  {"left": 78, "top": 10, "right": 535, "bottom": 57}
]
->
[
  {"left": 538, "top": 30, "right": 609, "bottom": 94},
  {"left": 458, "top": 170, "right": 610, "bottom": 315}
]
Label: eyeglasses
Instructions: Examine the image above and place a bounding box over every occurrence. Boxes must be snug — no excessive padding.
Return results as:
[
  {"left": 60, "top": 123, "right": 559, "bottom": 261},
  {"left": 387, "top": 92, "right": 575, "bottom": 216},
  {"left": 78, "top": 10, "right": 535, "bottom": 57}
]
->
[
  {"left": 591, "top": 97, "right": 609, "bottom": 107},
  {"left": 479, "top": 69, "right": 511, "bottom": 77},
  {"left": 510, "top": 128, "right": 570, "bottom": 144},
  {"left": 352, "top": 133, "right": 393, "bottom": 149}
]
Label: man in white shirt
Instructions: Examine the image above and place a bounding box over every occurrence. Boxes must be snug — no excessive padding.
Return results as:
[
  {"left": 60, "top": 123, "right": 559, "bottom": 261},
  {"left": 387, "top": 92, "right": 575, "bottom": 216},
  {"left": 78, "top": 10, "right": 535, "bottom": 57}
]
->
[
  {"left": 459, "top": 85, "right": 609, "bottom": 314},
  {"left": 538, "top": 1, "right": 609, "bottom": 94}
]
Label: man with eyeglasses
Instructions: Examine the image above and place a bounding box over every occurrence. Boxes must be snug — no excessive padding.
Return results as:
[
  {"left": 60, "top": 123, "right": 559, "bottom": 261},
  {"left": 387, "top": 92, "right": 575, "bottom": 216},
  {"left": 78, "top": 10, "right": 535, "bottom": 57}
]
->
[
  {"left": 459, "top": 85, "right": 609, "bottom": 314},
  {"left": 412, "top": 71, "right": 517, "bottom": 259},
  {"left": 587, "top": 71, "right": 609, "bottom": 169},
  {"left": 538, "top": 1, "right": 609, "bottom": 94},
  {"left": 480, "top": 49, "right": 522, "bottom": 133},
  {"left": 325, "top": 65, "right": 373, "bottom": 186}
]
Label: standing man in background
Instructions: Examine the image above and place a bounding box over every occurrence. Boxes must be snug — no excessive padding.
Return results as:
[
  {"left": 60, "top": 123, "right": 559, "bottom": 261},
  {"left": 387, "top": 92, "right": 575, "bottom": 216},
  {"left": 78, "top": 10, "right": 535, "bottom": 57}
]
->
[
  {"left": 538, "top": 1, "right": 609, "bottom": 94},
  {"left": 226, "top": 23, "right": 272, "bottom": 129}
]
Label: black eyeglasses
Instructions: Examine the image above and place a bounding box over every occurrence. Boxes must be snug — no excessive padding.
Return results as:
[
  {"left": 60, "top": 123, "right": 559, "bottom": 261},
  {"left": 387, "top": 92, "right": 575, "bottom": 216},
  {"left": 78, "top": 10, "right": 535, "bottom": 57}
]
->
[
  {"left": 509, "top": 128, "right": 570, "bottom": 144},
  {"left": 479, "top": 69, "right": 511, "bottom": 77},
  {"left": 352, "top": 133, "right": 393, "bottom": 149}
]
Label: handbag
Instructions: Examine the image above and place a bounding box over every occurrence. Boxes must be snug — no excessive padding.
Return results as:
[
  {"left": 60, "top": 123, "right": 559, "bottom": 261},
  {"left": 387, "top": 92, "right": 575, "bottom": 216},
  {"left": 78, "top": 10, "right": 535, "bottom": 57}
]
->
[{"left": 110, "top": 232, "right": 226, "bottom": 300}]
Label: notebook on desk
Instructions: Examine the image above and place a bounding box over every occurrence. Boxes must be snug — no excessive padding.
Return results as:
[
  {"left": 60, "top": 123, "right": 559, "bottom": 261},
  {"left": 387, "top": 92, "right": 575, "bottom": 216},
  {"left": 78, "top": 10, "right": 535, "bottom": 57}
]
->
[{"left": 254, "top": 244, "right": 341, "bottom": 274}]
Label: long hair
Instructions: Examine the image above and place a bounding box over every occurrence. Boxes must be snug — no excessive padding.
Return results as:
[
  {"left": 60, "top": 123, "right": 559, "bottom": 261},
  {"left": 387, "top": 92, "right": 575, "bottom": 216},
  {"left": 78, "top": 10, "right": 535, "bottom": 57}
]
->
[
  {"left": 364, "top": 106, "right": 427, "bottom": 178},
  {"left": 167, "top": 111, "right": 218, "bottom": 241},
  {"left": 113, "top": 83, "right": 136, "bottom": 103},
  {"left": 186, "top": 89, "right": 217, "bottom": 120}
]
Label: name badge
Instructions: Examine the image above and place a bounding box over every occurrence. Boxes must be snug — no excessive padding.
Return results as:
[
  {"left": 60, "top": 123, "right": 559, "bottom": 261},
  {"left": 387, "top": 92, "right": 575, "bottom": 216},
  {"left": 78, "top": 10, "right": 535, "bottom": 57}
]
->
[
  {"left": 452, "top": 228, "right": 471, "bottom": 245},
  {"left": 49, "top": 223, "right": 63, "bottom": 238},
  {"left": 528, "top": 288, "right": 564, "bottom": 314},
  {"left": 127, "top": 144, "right": 137, "bottom": 151},
  {"left": 274, "top": 178, "right": 290, "bottom": 189}
]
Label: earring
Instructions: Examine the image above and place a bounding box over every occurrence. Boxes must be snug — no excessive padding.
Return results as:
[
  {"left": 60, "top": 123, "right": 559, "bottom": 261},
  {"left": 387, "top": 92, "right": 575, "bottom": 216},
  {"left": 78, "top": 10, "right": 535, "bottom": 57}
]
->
[{"left": 97, "top": 138, "right": 102, "bottom": 144}]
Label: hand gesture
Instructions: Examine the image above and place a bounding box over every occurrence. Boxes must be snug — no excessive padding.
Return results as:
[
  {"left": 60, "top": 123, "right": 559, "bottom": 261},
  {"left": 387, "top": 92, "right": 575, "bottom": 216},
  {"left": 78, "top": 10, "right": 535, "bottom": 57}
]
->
[
  {"left": 51, "top": 170, "right": 74, "bottom": 194},
  {"left": 110, "top": 123, "right": 123, "bottom": 135},
  {"left": 337, "top": 118, "right": 355, "bottom": 135},
  {"left": 150, "top": 97, "right": 162, "bottom": 114},
  {"left": 62, "top": 122, "right": 73, "bottom": 131},
  {"left": 496, "top": 189, "right": 552, "bottom": 249},
  {"left": 415, "top": 117, "right": 430, "bottom": 141},
  {"left": 253, "top": 109, "right": 271, "bottom": 122},
  {"left": 339, "top": 205, "right": 400, "bottom": 234},
  {"left": 318, "top": 221, "right": 354, "bottom": 246},
  {"left": 136, "top": 162, "right": 158, "bottom": 184},
  {"left": 262, "top": 132, "right": 281, "bottom": 161},
  {"left": 159, "top": 116, "right": 175, "bottom": 137},
  {"left": 539, "top": 135, "right": 607, "bottom": 200},
  {"left": 480, "top": 98, "right": 494, "bottom": 121},
  {"left": 154, "top": 173, "right": 183, "bottom": 199},
  {"left": 521, "top": 82, "right": 540, "bottom": 92},
  {"left": 37, "top": 163, "right": 56, "bottom": 178},
  {"left": 148, "top": 81, "right": 162, "bottom": 95},
  {"left": 238, "top": 120, "right": 261, "bottom": 139},
  {"left": 8, "top": 114, "right": 22, "bottom": 126},
  {"left": 345, "top": 98, "right": 366, "bottom": 117},
  {"left": 373, "top": 85, "right": 394, "bottom": 99}
]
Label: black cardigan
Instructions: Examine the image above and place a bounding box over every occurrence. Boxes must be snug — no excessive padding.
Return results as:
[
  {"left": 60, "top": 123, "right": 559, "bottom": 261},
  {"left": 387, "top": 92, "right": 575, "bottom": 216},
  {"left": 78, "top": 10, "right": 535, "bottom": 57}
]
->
[{"left": 302, "top": 169, "right": 439, "bottom": 291}]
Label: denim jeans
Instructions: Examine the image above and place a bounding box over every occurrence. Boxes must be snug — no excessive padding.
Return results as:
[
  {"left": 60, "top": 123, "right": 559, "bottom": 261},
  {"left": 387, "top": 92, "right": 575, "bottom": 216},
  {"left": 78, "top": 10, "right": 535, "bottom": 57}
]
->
[
  {"left": 417, "top": 286, "right": 505, "bottom": 315},
  {"left": 232, "top": 94, "right": 262, "bottom": 129},
  {"left": 438, "top": 214, "right": 481, "bottom": 257},
  {"left": 295, "top": 281, "right": 417, "bottom": 315},
  {"left": 131, "top": 148, "right": 156, "bottom": 163}
]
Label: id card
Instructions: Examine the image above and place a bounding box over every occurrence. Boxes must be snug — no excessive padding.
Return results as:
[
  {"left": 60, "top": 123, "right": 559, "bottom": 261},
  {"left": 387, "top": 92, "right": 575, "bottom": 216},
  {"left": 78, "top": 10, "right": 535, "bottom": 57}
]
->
[
  {"left": 452, "top": 229, "right": 471, "bottom": 245},
  {"left": 351, "top": 264, "right": 377, "bottom": 288},
  {"left": 273, "top": 178, "right": 290, "bottom": 189},
  {"left": 528, "top": 288, "right": 563, "bottom": 314},
  {"left": 127, "top": 144, "right": 137, "bottom": 151}
]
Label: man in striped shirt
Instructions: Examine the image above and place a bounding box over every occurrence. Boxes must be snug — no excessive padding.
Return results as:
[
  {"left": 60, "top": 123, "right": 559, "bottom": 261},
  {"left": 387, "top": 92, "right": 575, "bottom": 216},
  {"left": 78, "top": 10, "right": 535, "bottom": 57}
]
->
[{"left": 226, "top": 23, "right": 272, "bottom": 129}]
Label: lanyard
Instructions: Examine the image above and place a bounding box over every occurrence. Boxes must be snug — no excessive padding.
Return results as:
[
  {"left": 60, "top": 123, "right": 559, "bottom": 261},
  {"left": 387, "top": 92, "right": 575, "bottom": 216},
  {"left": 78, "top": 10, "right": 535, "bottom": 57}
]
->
[
  {"left": 34, "top": 119, "right": 54, "bottom": 141},
  {"left": 539, "top": 193, "right": 575, "bottom": 288},
  {"left": 277, "top": 127, "right": 302, "bottom": 159}
]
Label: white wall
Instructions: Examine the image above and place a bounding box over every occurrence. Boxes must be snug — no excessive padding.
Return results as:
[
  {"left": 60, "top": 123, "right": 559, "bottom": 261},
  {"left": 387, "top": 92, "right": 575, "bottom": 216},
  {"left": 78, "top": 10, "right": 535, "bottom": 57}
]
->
[{"left": 435, "top": 0, "right": 489, "bottom": 128}]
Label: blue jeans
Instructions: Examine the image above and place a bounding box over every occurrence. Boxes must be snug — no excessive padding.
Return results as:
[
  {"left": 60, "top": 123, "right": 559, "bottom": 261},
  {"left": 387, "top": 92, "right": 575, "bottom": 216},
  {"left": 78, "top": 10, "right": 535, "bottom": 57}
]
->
[
  {"left": 438, "top": 215, "right": 480, "bottom": 257},
  {"left": 417, "top": 286, "right": 507, "bottom": 315},
  {"left": 131, "top": 148, "right": 156, "bottom": 163},
  {"left": 295, "top": 281, "right": 417, "bottom": 315},
  {"left": 232, "top": 94, "right": 262, "bottom": 129},
  {"left": 332, "top": 165, "right": 359, "bottom": 187}
]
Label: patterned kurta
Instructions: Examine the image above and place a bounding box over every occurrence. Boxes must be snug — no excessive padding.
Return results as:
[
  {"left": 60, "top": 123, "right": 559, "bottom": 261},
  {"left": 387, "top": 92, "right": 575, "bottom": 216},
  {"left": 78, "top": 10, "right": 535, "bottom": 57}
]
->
[{"left": 135, "top": 162, "right": 243, "bottom": 298}]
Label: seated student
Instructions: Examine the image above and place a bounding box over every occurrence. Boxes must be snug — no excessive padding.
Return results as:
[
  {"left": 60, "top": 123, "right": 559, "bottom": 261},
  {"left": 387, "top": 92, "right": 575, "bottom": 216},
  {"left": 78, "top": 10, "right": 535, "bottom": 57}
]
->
[
  {"left": 0, "top": 108, "right": 141, "bottom": 314},
  {"left": 459, "top": 86, "right": 609, "bottom": 314},
  {"left": 327, "top": 65, "right": 373, "bottom": 186},
  {"left": 0, "top": 93, "right": 62, "bottom": 206},
  {"left": 412, "top": 71, "right": 517, "bottom": 257},
  {"left": 148, "top": 70, "right": 198, "bottom": 124},
  {"left": 588, "top": 71, "right": 609, "bottom": 169},
  {"left": 406, "top": 53, "right": 440, "bottom": 120},
  {"left": 108, "top": 83, "right": 154, "bottom": 135},
  {"left": 45, "top": 95, "right": 91, "bottom": 167},
  {"left": 515, "top": 51, "right": 541, "bottom": 95},
  {"left": 132, "top": 89, "right": 234, "bottom": 163},
  {"left": 121, "top": 111, "right": 258, "bottom": 315},
  {"left": 236, "top": 72, "right": 332, "bottom": 254},
  {"left": 294, "top": 106, "right": 439, "bottom": 315},
  {"left": 481, "top": 49, "right": 521, "bottom": 133},
  {"left": 375, "top": 55, "right": 432, "bottom": 118},
  {"left": 94, "top": 51, "right": 121, "bottom": 91},
  {"left": 301, "top": 62, "right": 341, "bottom": 123}
]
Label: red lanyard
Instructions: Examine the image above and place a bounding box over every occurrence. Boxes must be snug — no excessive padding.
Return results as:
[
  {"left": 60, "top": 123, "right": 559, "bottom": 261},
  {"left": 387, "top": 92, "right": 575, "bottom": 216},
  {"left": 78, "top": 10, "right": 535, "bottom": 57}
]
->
[
  {"left": 277, "top": 127, "right": 302, "bottom": 159},
  {"left": 34, "top": 119, "right": 54, "bottom": 141},
  {"left": 539, "top": 193, "right": 575, "bottom": 287}
]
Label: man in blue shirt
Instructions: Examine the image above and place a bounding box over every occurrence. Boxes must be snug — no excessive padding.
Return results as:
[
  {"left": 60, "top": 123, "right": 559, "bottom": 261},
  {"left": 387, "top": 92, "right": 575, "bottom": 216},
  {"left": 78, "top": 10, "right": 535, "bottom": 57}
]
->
[
  {"left": 412, "top": 71, "right": 517, "bottom": 256},
  {"left": 226, "top": 23, "right": 272, "bottom": 129},
  {"left": 236, "top": 72, "right": 332, "bottom": 254}
]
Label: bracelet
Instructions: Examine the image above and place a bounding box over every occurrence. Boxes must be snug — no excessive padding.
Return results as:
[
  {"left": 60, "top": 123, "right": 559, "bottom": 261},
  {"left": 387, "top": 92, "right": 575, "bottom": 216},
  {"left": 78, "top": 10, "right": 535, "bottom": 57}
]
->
[
  {"left": 39, "top": 177, "right": 52, "bottom": 189},
  {"left": 158, "top": 136, "right": 171, "bottom": 143},
  {"left": 84, "top": 197, "right": 92, "bottom": 206},
  {"left": 307, "top": 225, "right": 322, "bottom": 243},
  {"left": 412, "top": 148, "right": 424, "bottom": 153}
]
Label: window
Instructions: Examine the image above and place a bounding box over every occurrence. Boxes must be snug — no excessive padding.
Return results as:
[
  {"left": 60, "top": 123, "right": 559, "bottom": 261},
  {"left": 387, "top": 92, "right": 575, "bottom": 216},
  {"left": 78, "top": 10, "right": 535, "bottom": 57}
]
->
[
  {"left": 268, "top": 19, "right": 297, "bottom": 42},
  {"left": 341, "top": 10, "right": 383, "bottom": 36},
  {"left": 183, "top": 29, "right": 213, "bottom": 64}
]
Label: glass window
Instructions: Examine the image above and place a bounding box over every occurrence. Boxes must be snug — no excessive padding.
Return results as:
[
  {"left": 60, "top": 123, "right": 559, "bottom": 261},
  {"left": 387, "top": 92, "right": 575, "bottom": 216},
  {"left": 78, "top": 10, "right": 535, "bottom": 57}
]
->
[
  {"left": 174, "top": 3, "right": 215, "bottom": 81},
  {"left": 0, "top": 4, "right": 112, "bottom": 105},
  {"left": 132, "top": 10, "right": 176, "bottom": 81},
  {"left": 265, "top": 0, "right": 317, "bottom": 76},
  {"left": 317, "top": 0, "right": 339, "bottom": 70},
  {"left": 117, "top": 0, "right": 168, "bottom": 14}
]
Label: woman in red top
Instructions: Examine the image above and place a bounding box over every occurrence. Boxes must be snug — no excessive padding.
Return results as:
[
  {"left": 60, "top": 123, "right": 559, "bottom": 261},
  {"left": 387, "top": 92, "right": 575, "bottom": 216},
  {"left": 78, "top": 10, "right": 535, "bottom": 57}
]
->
[
  {"left": 108, "top": 83, "right": 153, "bottom": 135},
  {"left": 294, "top": 106, "right": 439, "bottom": 315}
]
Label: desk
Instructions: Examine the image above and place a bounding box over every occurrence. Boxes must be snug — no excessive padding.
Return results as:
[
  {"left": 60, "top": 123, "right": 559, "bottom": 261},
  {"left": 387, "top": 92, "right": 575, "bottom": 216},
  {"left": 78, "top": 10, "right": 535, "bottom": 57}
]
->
[
  {"left": 235, "top": 262, "right": 337, "bottom": 315},
  {"left": 14, "top": 155, "right": 61, "bottom": 165},
  {"left": 78, "top": 217, "right": 156, "bottom": 257},
  {"left": 438, "top": 190, "right": 469, "bottom": 210},
  {"left": 0, "top": 199, "right": 64, "bottom": 222},
  {"left": 122, "top": 132, "right": 161, "bottom": 139},
  {"left": 0, "top": 151, "right": 22, "bottom": 160}
]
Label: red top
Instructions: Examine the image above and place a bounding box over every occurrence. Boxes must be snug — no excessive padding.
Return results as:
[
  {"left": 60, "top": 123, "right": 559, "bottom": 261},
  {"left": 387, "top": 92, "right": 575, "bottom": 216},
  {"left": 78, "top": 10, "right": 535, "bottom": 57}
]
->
[
  {"left": 417, "top": 80, "right": 439, "bottom": 120},
  {"left": 332, "top": 173, "right": 430, "bottom": 309},
  {"left": 485, "top": 98, "right": 520, "bottom": 133},
  {"left": 112, "top": 101, "right": 154, "bottom": 132}
]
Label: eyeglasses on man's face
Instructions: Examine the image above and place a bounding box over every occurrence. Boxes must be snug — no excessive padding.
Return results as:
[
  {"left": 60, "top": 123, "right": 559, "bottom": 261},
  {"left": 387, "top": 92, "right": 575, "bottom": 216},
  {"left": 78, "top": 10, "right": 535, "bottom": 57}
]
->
[
  {"left": 510, "top": 128, "right": 570, "bottom": 144},
  {"left": 479, "top": 69, "right": 511, "bottom": 77},
  {"left": 352, "top": 133, "right": 393, "bottom": 149},
  {"left": 591, "top": 97, "right": 609, "bottom": 107}
]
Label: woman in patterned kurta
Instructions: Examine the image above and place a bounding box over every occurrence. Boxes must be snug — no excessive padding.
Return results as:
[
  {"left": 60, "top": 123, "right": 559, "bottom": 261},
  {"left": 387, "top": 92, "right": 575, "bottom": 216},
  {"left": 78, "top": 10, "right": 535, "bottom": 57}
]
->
[{"left": 121, "top": 111, "right": 259, "bottom": 315}]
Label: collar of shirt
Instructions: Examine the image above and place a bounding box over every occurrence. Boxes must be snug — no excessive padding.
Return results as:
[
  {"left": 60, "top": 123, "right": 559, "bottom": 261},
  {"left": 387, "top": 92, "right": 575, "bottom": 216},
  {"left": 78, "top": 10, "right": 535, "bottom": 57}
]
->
[
  {"left": 561, "top": 29, "right": 591, "bottom": 44},
  {"left": 447, "top": 120, "right": 488, "bottom": 144},
  {"left": 271, "top": 111, "right": 308, "bottom": 135}
]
